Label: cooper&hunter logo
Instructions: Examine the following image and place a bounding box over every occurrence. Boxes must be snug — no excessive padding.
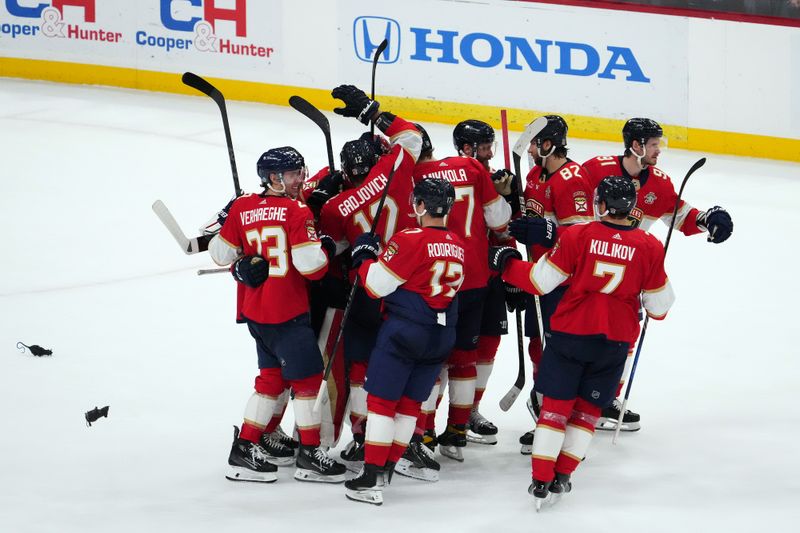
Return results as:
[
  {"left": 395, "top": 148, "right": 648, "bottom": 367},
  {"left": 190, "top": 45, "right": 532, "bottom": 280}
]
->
[{"left": 353, "top": 16, "right": 400, "bottom": 63}]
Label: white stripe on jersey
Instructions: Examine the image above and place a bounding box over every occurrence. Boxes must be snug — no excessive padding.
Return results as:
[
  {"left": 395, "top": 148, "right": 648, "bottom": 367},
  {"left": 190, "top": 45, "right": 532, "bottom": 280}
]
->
[
  {"left": 642, "top": 280, "right": 675, "bottom": 319},
  {"left": 209, "top": 234, "right": 241, "bottom": 266},
  {"left": 292, "top": 241, "right": 328, "bottom": 276},
  {"left": 483, "top": 195, "right": 512, "bottom": 230},
  {"left": 531, "top": 258, "right": 569, "bottom": 295},
  {"left": 364, "top": 261, "right": 406, "bottom": 298}
]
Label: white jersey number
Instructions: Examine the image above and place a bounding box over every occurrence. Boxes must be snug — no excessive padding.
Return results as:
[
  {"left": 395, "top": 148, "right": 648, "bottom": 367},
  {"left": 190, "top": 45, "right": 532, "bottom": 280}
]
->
[
  {"left": 245, "top": 226, "right": 289, "bottom": 277},
  {"left": 593, "top": 260, "right": 625, "bottom": 294},
  {"left": 429, "top": 260, "right": 464, "bottom": 298},
  {"left": 353, "top": 197, "right": 399, "bottom": 245},
  {"left": 452, "top": 186, "right": 475, "bottom": 237}
]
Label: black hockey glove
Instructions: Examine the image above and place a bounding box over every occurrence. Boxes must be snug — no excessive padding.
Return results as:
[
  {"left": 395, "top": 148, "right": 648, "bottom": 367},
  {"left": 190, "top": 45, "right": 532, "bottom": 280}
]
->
[
  {"left": 217, "top": 198, "right": 235, "bottom": 227},
  {"left": 488, "top": 246, "right": 523, "bottom": 273},
  {"left": 319, "top": 233, "right": 337, "bottom": 259},
  {"left": 351, "top": 232, "right": 381, "bottom": 268},
  {"left": 232, "top": 255, "right": 269, "bottom": 288},
  {"left": 508, "top": 217, "right": 556, "bottom": 248},
  {"left": 504, "top": 283, "right": 527, "bottom": 312},
  {"left": 332, "top": 85, "right": 380, "bottom": 125},
  {"left": 697, "top": 206, "right": 733, "bottom": 244},
  {"left": 306, "top": 170, "right": 344, "bottom": 213}
]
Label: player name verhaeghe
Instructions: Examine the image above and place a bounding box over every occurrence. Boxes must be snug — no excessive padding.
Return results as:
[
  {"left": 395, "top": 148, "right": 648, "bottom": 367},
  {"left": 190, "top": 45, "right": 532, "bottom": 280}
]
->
[
  {"left": 427, "top": 242, "right": 465, "bottom": 261},
  {"left": 240, "top": 206, "right": 287, "bottom": 225},
  {"left": 590, "top": 239, "right": 636, "bottom": 261}
]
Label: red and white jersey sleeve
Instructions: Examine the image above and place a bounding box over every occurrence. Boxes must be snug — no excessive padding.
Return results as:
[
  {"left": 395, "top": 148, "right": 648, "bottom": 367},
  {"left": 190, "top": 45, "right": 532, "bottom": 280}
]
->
[
  {"left": 502, "top": 221, "right": 674, "bottom": 343},
  {"left": 413, "top": 156, "right": 511, "bottom": 290},
  {"left": 358, "top": 227, "right": 466, "bottom": 310},
  {"left": 209, "top": 194, "right": 328, "bottom": 324},
  {"left": 582, "top": 155, "right": 703, "bottom": 236}
]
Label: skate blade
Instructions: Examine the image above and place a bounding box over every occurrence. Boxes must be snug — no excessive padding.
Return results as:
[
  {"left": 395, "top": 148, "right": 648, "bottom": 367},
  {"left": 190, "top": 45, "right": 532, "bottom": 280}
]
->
[
  {"left": 596, "top": 418, "right": 641, "bottom": 432},
  {"left": 466, "top": 431, "right": 497, "bottom": 445},
  {"left": 226, "top": 466, "right": 277, "bottom": 483},
  {"left": 395, "top": 460, "right": 439, "bottom": 482},
  {"left": 294, "top": 468, "right": 345, "bottom": 484},
  {"left": 519, "top": 444, "right": 532, "bottom": 455},
  {"left": 264, "top": 455, "right": 295, "bottom": 467},
  {"left": 345, "top": 488, "right": 383, "bottom": 506},
  {"left": 439, "top": 445, "right": 464, "bottom": 462}
]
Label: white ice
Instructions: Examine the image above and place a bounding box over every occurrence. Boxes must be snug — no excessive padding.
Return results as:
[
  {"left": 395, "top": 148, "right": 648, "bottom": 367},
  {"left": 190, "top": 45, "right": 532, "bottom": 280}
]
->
[{"left": 1, "top": 78, "right": 798, "bottom": 533}]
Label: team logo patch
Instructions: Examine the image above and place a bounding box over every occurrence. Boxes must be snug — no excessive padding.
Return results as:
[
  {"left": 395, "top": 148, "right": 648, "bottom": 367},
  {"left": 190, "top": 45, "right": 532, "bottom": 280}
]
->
[
  {"left": 573, "top": 191, "right": 588, "bottom": 213},
  {"left": 591, "top": 390, "right": 600, "bottom": 399},
  {"left": 627, "top": 207, "right": 644, "bottom": 228},
  {"left": 644, "top": 192, "right": 657, "bottom": 205},
  {"left": 305, "top": 220, "right": 318, "bottom": 240},
  {"left": 383, "top": 241, "right": 399, "bottom": 261},
  {"left": 545, "top": 187, "right": 552, "bottom": 199},
  {"left": 525, "top": 198, "right": 545, "bottom": 218}
]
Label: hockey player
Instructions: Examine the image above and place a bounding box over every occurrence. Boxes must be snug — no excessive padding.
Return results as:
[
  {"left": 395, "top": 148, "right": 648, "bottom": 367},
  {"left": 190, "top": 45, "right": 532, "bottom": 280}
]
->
[
  {"left": 489, "top": 176, "right": 675, "bottom": 508},
  {"left": 413, "top": 120, "right": 513, "bottom": 458},
  {"left": 582, "top": 117, "right": 733, "bottom": 430},
  {"left": 506, "top": 115, "right": 594, "bottom": 453},
  {"left": 318, "top": 85, "right": 422, "bottom": 471},
  {"left": 344, "top": 178, "right": 466, "bottom": 505},
  {"left": 209, "top": 146, "right": 347, "bottom": 484}
]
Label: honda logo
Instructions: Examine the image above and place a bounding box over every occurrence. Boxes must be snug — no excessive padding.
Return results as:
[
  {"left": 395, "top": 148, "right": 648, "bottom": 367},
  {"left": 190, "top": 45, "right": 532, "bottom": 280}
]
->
[{"left": 353, "top": 16, "right": 400, "bottom": 63}]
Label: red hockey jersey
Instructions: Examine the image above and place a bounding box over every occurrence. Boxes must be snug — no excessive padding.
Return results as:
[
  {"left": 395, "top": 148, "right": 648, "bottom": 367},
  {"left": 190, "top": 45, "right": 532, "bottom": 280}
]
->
[
  {"left": 582, "top": 155, "right": 702, "bottom": 235},
  {"left": 210, "top": 193, "right": 329, "bottom": 324},
  {"left": 502, "top": 221, "right": 674, "bottom": 343},
  {"left": 414, "top": 156, "right": 511, "bottom": 290}
]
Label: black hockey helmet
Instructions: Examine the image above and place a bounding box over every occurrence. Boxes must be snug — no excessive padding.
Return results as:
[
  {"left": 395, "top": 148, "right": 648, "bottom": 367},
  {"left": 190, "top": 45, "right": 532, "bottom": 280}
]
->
[
  {"left": 533, "top": 115, "right": 568, "bottom": 148},
  {"left": 257, "top": 146, "right": 305, "bottom": 185},
  {"left": 453, "top": 119, "right": 494, "bottom": 153},
  {"left": 596, "top": 176, "right": 637, "bottom": 216},
  {"left": 413, "top": 177, "right": 455, "bottom": 217},
  {"left": 622, "top": 118, "right": 663, "bottom": 150},
  {"left": 341, "top": 139, "right": 379, "bottom": 180},
  {"left": 415, "top": 123, "right": 433, "bottom": 156}
]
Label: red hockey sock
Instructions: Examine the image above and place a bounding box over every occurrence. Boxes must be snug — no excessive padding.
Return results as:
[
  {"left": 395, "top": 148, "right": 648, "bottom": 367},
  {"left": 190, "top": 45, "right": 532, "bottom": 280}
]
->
[
  {"left": 290, "top": 374, "right": 323, "bottom": 447},
  {"left": 531, "top": 396, "right": 574, "bottom": 483},
  {"left": 555, "top": 398, "right": 601, "bottom": 476},
  {"left": 364, "top": 395, "right": 398, "bottom": 467}
]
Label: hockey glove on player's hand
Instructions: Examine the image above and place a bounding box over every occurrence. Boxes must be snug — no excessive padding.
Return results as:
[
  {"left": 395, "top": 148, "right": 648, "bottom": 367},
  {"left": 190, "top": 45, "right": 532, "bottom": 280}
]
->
[
  {"left": 697, "top": 206, "right": 733, "bottom": 243},
  {"left": 319, "top": 233, "right": 337, "bottom": 259},
  {"left": 306, "top": 170, "right": 344, "bottom": 213},
  {"left": 508, "top": 217, "right": 556, "bottom": 248},
  {"left": 504, "top": 282, "right": 527, "bottom": 312},
  {"left": 200, "top": 197, "right": 236, "bottom": 236},
  {"left": 491, "top": 169, "right": 515, "bottom": 196},
  {"left": 232, "top": 255, "right": 269, "bottom": 288},
  {"left": 351, "top": 232, "right": 381, "bottom": 268},
  {"left": 488, "top": 246, "right": 523, "bottom": 273},
  {"left": 332, "top": 85, "right": 380, "bottom": 125}
]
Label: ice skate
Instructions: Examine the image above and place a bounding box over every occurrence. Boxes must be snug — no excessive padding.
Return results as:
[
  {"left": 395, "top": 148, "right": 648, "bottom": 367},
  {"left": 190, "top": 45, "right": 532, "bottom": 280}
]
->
[
  {"left": 344, "top": 463, "right": 385, "bottom": 506},
  {"left": 259, "top": 431, "right": 296, "bottom": 466},
  {"left": 294, "top": 445, "right": 347, "bottom": 483},
  {"left": 225, "top": 426, "right": 278, "bottom": 483},
  {"left": 466, "top": 408, "right": 498, "bottom": 445},
  {"left": 422, "top": 429, "right": 438, "bottom": 452},
  {"left": 548, "top": 472, "right": 572, "bottom": 505},
  {"left": 596, "top": 399, "right": 641, "bottom": 432},
  {"left": 519, "top": 429, "right": 534, "bottom": 455},
  {"left": 438, "top": 424, "right": 466, "bottom": 462},
  {"left": 395, "top": 435, "right": 440, "bottom": 482},
  {"left": 339, "top": 433, "right": 365, "bottom": 473},
  {"left": 528, "top": 479, "right": 551, "bottom": 511},
  {"left": 273, "top": 425, "right": 299, "bottom": 449}
]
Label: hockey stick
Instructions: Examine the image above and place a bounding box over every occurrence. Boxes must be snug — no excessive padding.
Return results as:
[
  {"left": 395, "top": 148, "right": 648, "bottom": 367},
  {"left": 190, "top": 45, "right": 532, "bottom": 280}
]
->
[
  {"left": 152, "top": 200, "right": 212, "bottom": 254},
  {"left": 288, "top": 95, "right": 335, "bottom": 171},
  {"left": 182, "top": 72, "right": 242, "bottom": 197},
  {"left": 369, "top": 39, "right": 389, "bottom": 137},
  {"left": 612, "top": 157, "right": 706, "bottom": 444},
  {"left": 313, "top": 149, "right": 405, "bottom": 414},
  {"left": 197, "top": 267, "right": 228, "bottom": 276},
  {"left": 498, "top": 116, "right": 548, "bottom": 412}
]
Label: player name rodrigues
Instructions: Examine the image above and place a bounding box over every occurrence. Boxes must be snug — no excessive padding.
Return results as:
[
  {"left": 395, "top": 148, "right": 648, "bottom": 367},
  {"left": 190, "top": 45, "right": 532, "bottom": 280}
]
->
[
  {"left": 427, "top": 242, "right": 465, "bottom": 261},
  {"left": 240, "top": 206, "right": 287, "bottom": 225},
  {"left": 590, "top": 239, "right": 636, "bottom": 261},
  {"left": 337, "top": 174, "right": 389, "bottom": 217}
]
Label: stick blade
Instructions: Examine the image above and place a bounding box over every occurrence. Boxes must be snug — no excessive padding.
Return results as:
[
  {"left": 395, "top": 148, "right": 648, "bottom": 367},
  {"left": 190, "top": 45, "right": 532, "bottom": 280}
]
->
[
  {"left": 499, "top": 386, "right": 521, "bottom": 412},
  {"left": 289, "top": 95, "right": 330, "bottom": 133},
  {"left": 152, "top": 200, "right": 191, "bottom": 254},
  {"left": 512, "top": 116, "right": 548, "bottom": 157},
  {"left": 182, "top": 72, "right": 220, "bottom": 97},
  {"left": 689, "top": 157, "right": 707, "bottom": 174}
]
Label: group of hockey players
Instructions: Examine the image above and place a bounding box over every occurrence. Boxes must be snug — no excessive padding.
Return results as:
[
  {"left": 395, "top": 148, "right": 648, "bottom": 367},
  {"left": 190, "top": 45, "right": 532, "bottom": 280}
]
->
[{"left": 205, "top": 83, "right": 734, "bottom": 507}]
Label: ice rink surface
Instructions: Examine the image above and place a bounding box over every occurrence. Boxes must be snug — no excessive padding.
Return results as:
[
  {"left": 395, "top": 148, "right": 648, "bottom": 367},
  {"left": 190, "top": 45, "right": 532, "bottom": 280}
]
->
[{"left": 1, "top": 78, "right": 798, "bottom": 532}]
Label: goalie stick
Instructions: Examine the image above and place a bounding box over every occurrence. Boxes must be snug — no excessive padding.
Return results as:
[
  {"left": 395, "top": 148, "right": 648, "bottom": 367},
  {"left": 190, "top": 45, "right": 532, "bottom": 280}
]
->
[
  {"left": 289, "top": 95, "right": 336, "bottom": 171},
  {"left": 612, "top": 157, "right": 707, "bottom": 444},
  {"left": 152, "top": 200, "right": 212, "bottom": 254},
  {"left": 369, "top": 39, "right": 389, "bottom": 137},
  {"left": 313, "top": 149, "right": 405, "bottom": 414},
  {"left": 498, "top": 115, "right": 548, "bottom": 412},
  {"left": 182, "top": 72, "right": 242, "bottom": 197}
]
